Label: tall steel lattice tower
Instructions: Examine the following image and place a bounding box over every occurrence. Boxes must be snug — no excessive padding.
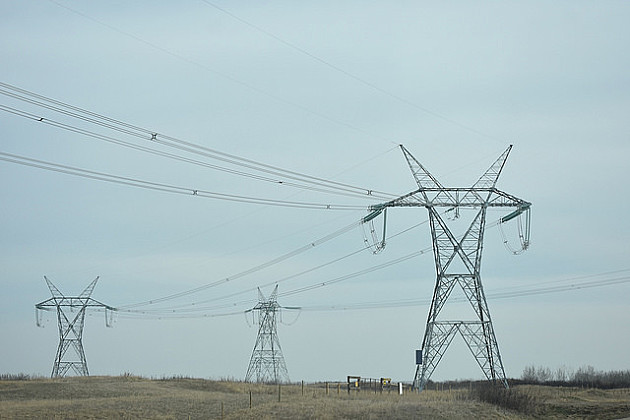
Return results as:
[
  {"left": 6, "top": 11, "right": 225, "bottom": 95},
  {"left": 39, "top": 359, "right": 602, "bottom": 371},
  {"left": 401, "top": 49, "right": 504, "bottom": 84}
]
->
[
  {"left": 245, "top": 285, "right": 291, "bottom": 384},
  {"left": 364, "top": 145, "right": 531, "bottom": 391},
  {"left": 35, "top": 276, "right": 114, "bottom": 378}
]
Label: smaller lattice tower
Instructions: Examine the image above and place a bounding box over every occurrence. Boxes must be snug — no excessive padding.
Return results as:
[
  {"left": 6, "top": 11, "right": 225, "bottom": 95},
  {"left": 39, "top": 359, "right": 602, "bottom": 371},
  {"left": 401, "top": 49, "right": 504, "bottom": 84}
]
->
[
  {"left": 35, "top": 276, "right": 114, "bottom": 378},
  {"left": 245, "top": 285, "right": 291, "bottom": 384}
]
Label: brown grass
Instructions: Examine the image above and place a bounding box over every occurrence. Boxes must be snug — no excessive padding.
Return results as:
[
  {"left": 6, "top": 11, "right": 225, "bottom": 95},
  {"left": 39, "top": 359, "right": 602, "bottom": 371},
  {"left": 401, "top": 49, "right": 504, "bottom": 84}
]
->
[
  {"left": 517, "top": 384, "right": 630, "bottom": 419},
  {"left": 1, "top": 376, "right": 629, "bottom": 419}
]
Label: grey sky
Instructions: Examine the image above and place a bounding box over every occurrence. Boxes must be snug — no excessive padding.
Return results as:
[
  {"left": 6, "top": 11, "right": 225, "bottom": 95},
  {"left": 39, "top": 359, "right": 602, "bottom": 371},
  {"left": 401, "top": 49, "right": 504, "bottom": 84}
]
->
[{"left": 1, "top": 1, "right": 629, "bottom": 382}]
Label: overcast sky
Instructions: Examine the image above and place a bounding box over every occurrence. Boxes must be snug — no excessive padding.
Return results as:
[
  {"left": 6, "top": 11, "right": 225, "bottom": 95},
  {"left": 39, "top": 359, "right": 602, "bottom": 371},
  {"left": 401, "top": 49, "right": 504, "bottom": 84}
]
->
[{"left": 1, "top": 1, "right": 629, "bottom": 383}]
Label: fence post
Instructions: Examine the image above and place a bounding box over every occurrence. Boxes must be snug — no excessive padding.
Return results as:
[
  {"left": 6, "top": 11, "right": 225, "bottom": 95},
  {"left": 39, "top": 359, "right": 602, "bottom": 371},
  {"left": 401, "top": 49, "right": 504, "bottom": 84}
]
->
[
  {"left": 326, "top": 382, "right": 329, "bottom": 395},
  {"left": 249, "top": 390, "right": 252, "bottom": 409},
  {"left": 302, "top": 380, "right": 304, "bottom": 396},
  {"left": 278, "top": 383, "right": 281, "bottom": 402}
]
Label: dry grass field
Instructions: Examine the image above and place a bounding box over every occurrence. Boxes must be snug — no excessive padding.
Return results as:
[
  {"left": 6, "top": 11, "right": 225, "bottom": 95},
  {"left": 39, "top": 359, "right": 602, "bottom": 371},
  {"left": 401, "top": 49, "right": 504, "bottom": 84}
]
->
[{"left": 1, "top": 376, "right": 629, "bottom": 419}]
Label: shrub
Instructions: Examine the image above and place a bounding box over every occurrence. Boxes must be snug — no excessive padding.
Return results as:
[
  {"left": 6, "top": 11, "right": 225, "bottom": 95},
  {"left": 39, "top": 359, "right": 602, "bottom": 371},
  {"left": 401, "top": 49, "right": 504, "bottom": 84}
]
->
[
  {"left": 472, "top": 383, "right": 539, "bottom": 415},
  {"left": 0, "top": 373, "right": 32, "bottom": 381}
]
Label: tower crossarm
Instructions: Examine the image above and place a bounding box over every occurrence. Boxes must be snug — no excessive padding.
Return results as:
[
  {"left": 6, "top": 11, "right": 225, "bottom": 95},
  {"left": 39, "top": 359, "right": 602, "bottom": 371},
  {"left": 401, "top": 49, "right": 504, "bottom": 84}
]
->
[
  {"left": 369, "top": 188, "right": 530, "bottom": 210},
  {"left": 36, "top": 297, "right": 114, "bottom": 310}
]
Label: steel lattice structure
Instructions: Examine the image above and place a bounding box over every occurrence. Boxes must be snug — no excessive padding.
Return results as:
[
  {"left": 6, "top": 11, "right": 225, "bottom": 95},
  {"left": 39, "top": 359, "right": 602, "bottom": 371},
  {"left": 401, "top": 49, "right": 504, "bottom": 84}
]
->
[
  {"left": 244, "top": 285, "right": 291, "bottom": 384},
  {"left": 364, "top": 145, "right": 530, "bottom": 391},
  {"left": 35, "top": 276, "right": 114, "bottom": 378}
]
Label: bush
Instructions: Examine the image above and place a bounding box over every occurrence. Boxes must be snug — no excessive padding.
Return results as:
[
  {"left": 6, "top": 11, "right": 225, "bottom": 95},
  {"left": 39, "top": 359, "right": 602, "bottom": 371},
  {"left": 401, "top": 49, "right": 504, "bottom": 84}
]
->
[
  {"left": 0, "top": 373, "right": 33, "bottom": 381},
  {"left": 472, "top": 383, "right": 539, "bottom": 415}
]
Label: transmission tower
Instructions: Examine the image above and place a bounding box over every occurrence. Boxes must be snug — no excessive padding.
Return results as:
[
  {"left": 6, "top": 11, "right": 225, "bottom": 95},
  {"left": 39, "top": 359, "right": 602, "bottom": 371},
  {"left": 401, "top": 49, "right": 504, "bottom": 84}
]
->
[
  {"left": 35, "top": 276, "right": 115, "bottom": 378},
  {"left": 245, "top": 285, "right": 294, "bottom": 384},
  {"left": 364, "top": 145, "right": 531, "bottom": 391}
]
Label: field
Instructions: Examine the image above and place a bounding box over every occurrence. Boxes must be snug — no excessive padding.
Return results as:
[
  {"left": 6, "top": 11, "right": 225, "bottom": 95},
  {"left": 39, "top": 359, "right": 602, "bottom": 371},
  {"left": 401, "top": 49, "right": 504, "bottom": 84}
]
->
[{"left": 1, "top": 376, "right": 630, "bottom": 419}]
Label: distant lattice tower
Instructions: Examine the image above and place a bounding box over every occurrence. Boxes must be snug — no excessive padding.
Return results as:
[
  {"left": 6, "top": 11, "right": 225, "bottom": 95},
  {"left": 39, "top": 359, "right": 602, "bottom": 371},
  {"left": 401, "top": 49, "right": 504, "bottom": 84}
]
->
[
  {"left": 35, "top": 276, "right": 114, "bottom": 377},
  {"left": 363, "top": 145, "right": 531, "bottom": 391},
  {"left": 245, "top": 285, "right": 291, "bottom": 384}
]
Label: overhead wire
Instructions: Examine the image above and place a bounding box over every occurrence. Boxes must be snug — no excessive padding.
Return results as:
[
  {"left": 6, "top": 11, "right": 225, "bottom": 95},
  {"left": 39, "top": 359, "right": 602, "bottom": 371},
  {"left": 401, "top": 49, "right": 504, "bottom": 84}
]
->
[
  {"left": 0, "top": 83, "right": 397, "bottom": 200},
  {"left": 116, "top": 217, "right": 364, "bottom": 309},
  {"left": 115, "top": 209, "right": 519, "bottom": 316},
  {"left": 0, "top": 85, "right": 423, "bottom": 315},
  {"left": 43, "top": 1, "right": 403, "bottom": 146},
  {"left": 45, "top": 0, "right": 511, "bottom": 152},
  {"left": 113, "top": 309, "right": 245, "bottom": 321},
  {"left": 295, "top": 271, "right": 630, "bottom": 313},
  {"left": 0, "top": 151, "right": 365, "bottom": 210},
  {"left": 0, "top": 104, "right": 323, "bottom": 192},
  {"left": 104, "top": 270, "right": 630, "bottom": 320},
  {"left": 199, "top": 0, "right": 504, "bottom": 144},
  {"left": 491, "top": 268, "right": 630, "bottom": 295},
  {"left": 2, "top": 3, "right": 561, "bottom": 329},
  {"left": 121, "top": 240, "right": 422, "bottom": 315},
  {"left": 278, "top": 249, "right": 428, "bottom": 299},
  {"left": 0, "top": 82, "right": 543, "bottom": 320},
  {"left": 117, "top": 220, "right": 431, "bottom": 313},
  {"left": 4, "top": 136, "right": 531, "bottom": 318},
  {"left": 116, "top": 269, "right": 630, "bottom": 318}
]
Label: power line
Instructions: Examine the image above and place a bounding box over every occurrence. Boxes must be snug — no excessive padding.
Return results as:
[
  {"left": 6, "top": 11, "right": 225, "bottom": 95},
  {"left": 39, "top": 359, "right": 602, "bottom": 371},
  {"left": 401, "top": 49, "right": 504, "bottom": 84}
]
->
[
  {"left": 113, "top": 309, "right": 245, "bottom": 321},
  {"left": 0, "top": 83, "right": 397, "bottom": 200},
  {"left": 3, "top": 104, "right": 529, "bottom": 321},
  {"left": 122, "top": 245, "right": 423, "bottom": 316},
  {"left": 490, "top": 268, "right": 630, "bottom": 295},
  {"left": 117, "top": 217, "right": 364, "bottom": 309},
  {"left": 43, "top": 1, "right": 401, "bottom": 146},
  {"left": 200, "top": 1, "right": 505, "bottom": 144},
  {"left": 295, "top": 271, "right": 630, "bottom": 313},
  {"left": 487, "top": 273, "right": 630, "bottom": 300},
  {"left": 119, "top": 215, "right": 429, "bottom": 315},
  {"left": 278, "top": 249, "right": 428, "bottom": 298},
  {"left": 0, "top": 151, "right": 365, "bottom": 210},
  {"left": 116, "top": 208, "right": 506, "bottom": 316},
  {"left": 116, "top": 270, "right": 630, "bottom": 319},
  {"left": 116, "top": 246, "right": 426, "bottom": 317}
]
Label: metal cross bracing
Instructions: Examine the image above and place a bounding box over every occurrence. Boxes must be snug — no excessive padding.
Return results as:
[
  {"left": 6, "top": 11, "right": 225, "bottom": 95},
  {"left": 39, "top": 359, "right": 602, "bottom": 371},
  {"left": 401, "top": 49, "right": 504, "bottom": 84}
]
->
[
  {"left": 35, "top": 276, "right": 114, "bottom": 378},
  {"left": 244, "top": 285, "right": 292, "bottom": 384},
  {"left": 364, "top": 145, "right": 531, "bottom": 391}
]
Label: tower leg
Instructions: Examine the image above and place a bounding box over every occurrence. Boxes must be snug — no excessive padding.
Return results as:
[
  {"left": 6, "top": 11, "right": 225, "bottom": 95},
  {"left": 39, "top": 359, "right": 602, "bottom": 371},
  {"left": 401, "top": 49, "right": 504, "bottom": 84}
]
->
[
  {"left": 52, "top": 307, "right": 89, "bottom": 378},
  {"left": 414, "top": 209, "right": 508, "bottom": 390},
  {"left": 413, "top": 322, "right": 459, "bottom": 390}
]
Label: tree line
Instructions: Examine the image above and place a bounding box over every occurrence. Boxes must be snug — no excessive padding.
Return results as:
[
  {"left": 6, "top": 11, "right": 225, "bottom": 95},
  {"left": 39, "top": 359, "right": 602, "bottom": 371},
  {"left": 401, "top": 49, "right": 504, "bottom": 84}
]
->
[{"left": 519, "top": 365, "right": 630, "bottom": 388}]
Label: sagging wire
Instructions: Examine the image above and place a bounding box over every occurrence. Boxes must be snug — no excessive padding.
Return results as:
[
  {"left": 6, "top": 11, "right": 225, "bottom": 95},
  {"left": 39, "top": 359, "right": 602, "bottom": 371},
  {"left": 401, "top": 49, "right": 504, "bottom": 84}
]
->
[
  {"left": 120, "top": 218, "right": 429, "bottom": 317},
  {"left": 361, "top": 206, "right": 387, "bottom": 254},
  {"left": 0, "top": 83, "right": 397, "bottom": 201},
  {"left": 117, "top": 218, "right": 362, "bottom": 310},
  {"left": 499, "top": 205, "right": 531, "bottom": 255},
  {"left": 245, "top": 309, "right": 254, "bottom": 328},
  {"left": 279, "top": 308, "right": 302, "bottom": 326}
]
